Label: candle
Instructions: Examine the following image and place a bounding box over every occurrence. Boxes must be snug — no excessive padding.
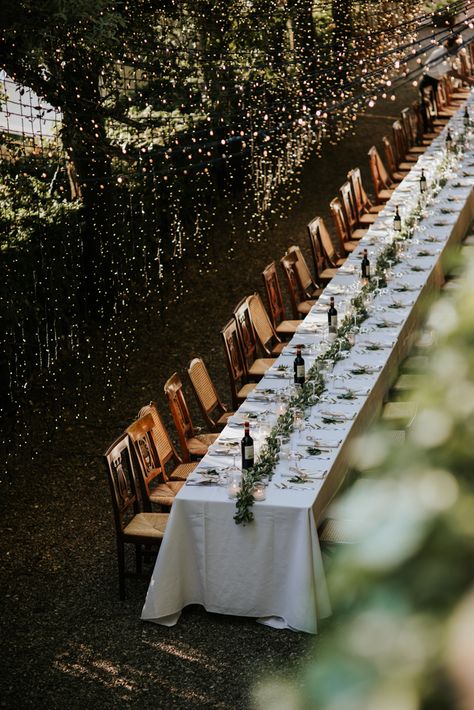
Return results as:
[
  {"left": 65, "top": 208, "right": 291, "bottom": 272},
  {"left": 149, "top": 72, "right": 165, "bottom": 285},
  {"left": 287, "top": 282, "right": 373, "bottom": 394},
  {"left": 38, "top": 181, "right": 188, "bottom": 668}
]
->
[{"left": 253, "top": 483, "right": 266, "bottom": 501}]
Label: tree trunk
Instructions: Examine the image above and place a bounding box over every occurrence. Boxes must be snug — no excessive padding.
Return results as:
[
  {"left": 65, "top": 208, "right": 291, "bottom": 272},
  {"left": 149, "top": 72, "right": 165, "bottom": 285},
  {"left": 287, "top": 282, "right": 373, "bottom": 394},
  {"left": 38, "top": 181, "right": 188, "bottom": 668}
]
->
[{"left": 60, "top": 53, "right": 114, "bottom": 318}]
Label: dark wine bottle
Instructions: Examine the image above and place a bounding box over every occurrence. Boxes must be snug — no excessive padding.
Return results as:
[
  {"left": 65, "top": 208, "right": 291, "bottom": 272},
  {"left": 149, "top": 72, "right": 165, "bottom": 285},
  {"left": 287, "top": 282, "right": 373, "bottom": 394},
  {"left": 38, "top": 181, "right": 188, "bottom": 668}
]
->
[
  {"left": 419, "top": 168, "right": 427, "bottom": 194},
  {"left": 241, "top": 422, "right": 254, "bottom": 471},
  {"left": 464, "top": 106, "right": 470, "bottom": 129},
  {"left": 393, "top": 205, "right": 401, "bottom": 233},
  {"left": 327, "top": 297, "right": 338, "bottom": 335},
  {"left": 293, "top": 344, "right": 305, "bottom": 385},
  {"left": 446, "top": 129, "right": 453, "bottom": 152},
  {"left": 361, "top": 249, "right": 371, "bottom": 279}
]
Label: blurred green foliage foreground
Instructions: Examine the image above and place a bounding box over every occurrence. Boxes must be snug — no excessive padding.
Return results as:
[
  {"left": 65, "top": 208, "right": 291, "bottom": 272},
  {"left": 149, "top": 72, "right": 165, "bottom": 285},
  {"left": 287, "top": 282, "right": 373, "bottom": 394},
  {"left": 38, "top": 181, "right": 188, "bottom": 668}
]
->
[{"left": 254, "top": 245, "right": 474, "bottom": 710}]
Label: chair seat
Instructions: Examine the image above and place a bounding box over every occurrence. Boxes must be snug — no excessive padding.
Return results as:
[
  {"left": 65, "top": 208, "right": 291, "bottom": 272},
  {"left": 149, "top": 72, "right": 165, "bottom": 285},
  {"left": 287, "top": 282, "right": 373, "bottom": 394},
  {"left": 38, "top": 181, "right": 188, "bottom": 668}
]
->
[
  {"left": 398, "top": 161, "right": 414, "bottom": 170},
  {"left": 359, "top": 213, "right": 377, "bottom": 225},
  {"left": 237, "top": 382, "right": 257, "bottom": 401},
  {"left": 297, "top": 299, "right": 317, "bottom": 315},
  {"left": 343, "top": 240, "right": 359, "bottom": 253},
  {"left": 320, "top": 267, "right": 339, "bottom": 280},
  {"left": 393, "top": 170, "right": 410, "bottom": 181},
  {"left": 169, "top": 462, "right": 198, "bottom": 481},
  {"left": 368, "top": 204, "right": 385, "bottom": 214},
  {"left": 248, "top": 358, "right": 275, "bottom": 377},
  {"left": 187, "top": 433, "right": 219, "bottom": 456},
  {"left": 402, "top": 153, "right": 418, "bottom": 162},
  {"left": 351, "top": 228, "right": 367, "bottom": 240},
  {"left": 149, "top": 480, "right": 183, "bottom": 507},
  {"left": 271, "top": 341, "right": 287, "bottom": 356},
  {"left": 275, "top": 319, "right": 300, "bottom": 335},
  {"left": 216, "top": 411, "right": 234, "bottom": 427},
  {"left": 378, "top": 188, "right": 395, "bottom": 202},
  {"left": 391, "top": 373, "right": 421, "bottom": 399},
  {"left": 319, "top": 517, "right": 362, "bottom": 545},
  {"left": 124, "top": 512, "right": 168, "bottom": 539},
  {"left": 308, "top": 287, "right": 324, "bottom": 299},
  {"left": 407, "top": 146, "right": 426, "bottom": 155},
  {"left": 382, "top": 401, "right": 417, "bottom": 427}
]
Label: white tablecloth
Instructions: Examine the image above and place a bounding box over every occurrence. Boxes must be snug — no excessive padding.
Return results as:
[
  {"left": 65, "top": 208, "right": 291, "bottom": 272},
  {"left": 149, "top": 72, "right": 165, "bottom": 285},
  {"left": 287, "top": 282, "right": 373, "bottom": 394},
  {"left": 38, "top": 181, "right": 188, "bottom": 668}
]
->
[{"left": 142, "top": 92, "right": 474, "bottom": 634}]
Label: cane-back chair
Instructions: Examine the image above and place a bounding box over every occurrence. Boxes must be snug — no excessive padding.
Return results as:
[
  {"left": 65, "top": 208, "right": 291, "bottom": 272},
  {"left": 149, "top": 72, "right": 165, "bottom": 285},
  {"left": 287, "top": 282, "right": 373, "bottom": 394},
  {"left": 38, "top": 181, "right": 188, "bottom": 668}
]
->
[
  {"left": 368, "top": 146, "right": 398, "bottom": 204},
  {"left": 138, "top": 402, "right": 198, "bottom": 482},
  {"left": 307, "top": 217, "right": 343, "bottom": 281},
  {"left": 221, "top": 319, "right": 257, "bottom": 409},
  {"left": 392, "top": 120, "right": 419, "bottom": 165},
  {"left": 287, "top": 245, "right": 323, "bottom": 299},
  {"left": 127, "top": 412, "right": 185, "bottom": 508},
  {"left": 329, "top": 198, "right": 360, "bottom": 254},
  {"left": 104, "top": 432, "right": 168, "bottom": 599},
  {"left": 261, "top": 262, "right": 300, "bottom": 338},
  {"left": 164, "top": 373, "right": 219, "bottom": 461},
  {"left": 347, "top": 167, "right": 384, "bottom": 224},
  {"left": 312, "top": 216, "right": 346, "bottom": 269},
  {"left": 233, "top": 298, "right": 275, "bottom": 379},
  {"left": 401, "top": 107, "right": 429, "bottom": 149},
  {"left": 280, "top": 251, "right": 317, "bottom": 319},
  {"left": 247, "top": 292, "right": 285, "bottom": 357},
  {"left": 187, "top": 357, "right": 233, "bottom": 432},
  {"left": 339, "top": 181, "right": 371, "bottom": 233},
  {"left": 382, "top": 136, "right": 411, "bottom": 181}
]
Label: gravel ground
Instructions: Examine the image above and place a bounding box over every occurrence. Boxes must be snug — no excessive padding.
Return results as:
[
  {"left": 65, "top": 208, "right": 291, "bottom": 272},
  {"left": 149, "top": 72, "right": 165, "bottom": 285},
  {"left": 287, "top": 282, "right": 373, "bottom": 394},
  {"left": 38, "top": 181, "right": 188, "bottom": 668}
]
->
[{"left": 0, "top": 84, "right": 418, "bottom": 710}]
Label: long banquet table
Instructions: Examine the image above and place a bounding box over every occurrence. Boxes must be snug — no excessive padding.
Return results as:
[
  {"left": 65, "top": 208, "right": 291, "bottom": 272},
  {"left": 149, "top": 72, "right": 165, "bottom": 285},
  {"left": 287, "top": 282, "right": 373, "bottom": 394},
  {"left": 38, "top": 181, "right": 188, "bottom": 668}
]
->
[{"left": 142, "top": 92, "right": 474, "bottom": 634}]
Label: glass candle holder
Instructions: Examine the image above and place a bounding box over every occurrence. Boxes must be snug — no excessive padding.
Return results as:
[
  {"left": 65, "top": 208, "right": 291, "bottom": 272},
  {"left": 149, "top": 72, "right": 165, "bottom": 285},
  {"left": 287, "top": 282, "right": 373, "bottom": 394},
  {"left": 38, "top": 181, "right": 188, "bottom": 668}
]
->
[{"left": 252, "top": 482, "right": 266, "bottom": 502}]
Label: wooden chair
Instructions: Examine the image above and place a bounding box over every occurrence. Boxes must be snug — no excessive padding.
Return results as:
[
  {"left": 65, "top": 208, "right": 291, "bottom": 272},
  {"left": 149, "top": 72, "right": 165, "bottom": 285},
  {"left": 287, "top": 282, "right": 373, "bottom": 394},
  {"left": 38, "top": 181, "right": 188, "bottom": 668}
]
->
[
  {"left": 401, "top": 107, "right": 429, "bottom": 149},
  {"left": 339, "top": 181, "right": 370, "bottom": 234},
  {"left": 221, "top": 319, "right": 257, "bottom": 409},
  {"left": 307, "top": 216, "right": 343, "bottom": 281},
  {"left": 233, "top": 297, "right": 275, "bottom": 379},
  {"left": 368, "top": 146, "right": 398, "bottom": 204},
  {"left": 411, "top": 100, "right": 441, "bottom": 142},
  {"left": 261, "top": 262, "right": 300, "bottom": 339},
  {"left": 104, "top": 432, "right": 168, "bottom": 599},
  {"left": 138, "top": 402, "right": 198, "bottom": 482},
  {"left": 127, "top": 412, "right": 185, "bottom": 508},
  {"left": 329, "top": 197, "right": 360, "bottom": 254},
  {"left": 247, "top": 292, "right": 286, "bottom": 357},
  {"left": 347, "top": 167, "right": 384, "bottom": 225},
  {"left": 287, "top": 245, "right": 323, "bottom": 299},
  {"left": 187, "top": 357, "right": 233, "bottom": 432},
  {"left": 392, "top": 120, "right": 419, "bottom": 165},
  {"left": 280, "top": 251, "right": 317, "bottom": 319},
  {"left": 311, "top": 215, "right": 346, "bottom": 269},
  {"left": 382, "top": 136, "right": 411, "bottom": 181},
  {"left": 164, "top": 372, "right": 219, "bottom": 461}
]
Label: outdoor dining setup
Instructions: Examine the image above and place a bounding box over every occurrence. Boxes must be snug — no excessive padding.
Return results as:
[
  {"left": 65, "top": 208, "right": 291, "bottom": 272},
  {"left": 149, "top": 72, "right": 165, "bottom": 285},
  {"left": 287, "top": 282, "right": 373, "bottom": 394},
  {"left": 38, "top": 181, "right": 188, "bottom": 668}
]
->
[{"left": 105, "top": 81, "right": 474, "bottom": 634}]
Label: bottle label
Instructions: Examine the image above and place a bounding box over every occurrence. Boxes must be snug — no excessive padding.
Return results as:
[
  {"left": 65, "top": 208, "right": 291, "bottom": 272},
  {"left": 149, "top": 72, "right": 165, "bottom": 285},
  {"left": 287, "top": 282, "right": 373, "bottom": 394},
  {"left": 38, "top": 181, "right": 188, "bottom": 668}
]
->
[
  {"left": 244, "top": 445, "right": 254, "bottom": 460},
  {"left": 365, "top": 264, "right": 370, "bottom": 278},
  {"left": 330, "top": 315, "right": 337, "bottom": 328},
  {"left": 296, "top": 364, "right": 305, "bottom": 379}
]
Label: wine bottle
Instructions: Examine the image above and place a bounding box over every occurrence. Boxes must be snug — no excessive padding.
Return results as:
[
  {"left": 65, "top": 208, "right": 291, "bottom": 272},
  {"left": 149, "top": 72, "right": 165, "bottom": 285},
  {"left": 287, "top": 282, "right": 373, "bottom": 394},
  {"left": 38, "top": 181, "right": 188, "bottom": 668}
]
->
[
  {"left": 464, "top": 106, "right": 470, "bottom": 129},
  {"left": 361, "top": 248, "right": 371, "bottom": 279},
  {"left": 327, "top": 297, "right": 338, "bottom": 335},
  {"left": 393, "top": 205, "right": 401, "bottom": 233},
  {"left": 446, "top": 129, "right": 453, "bottom": 152},
  {"left": 241, "top": 422, "right": 254, "bottom": 471},
  {"left": 419, "top": 168, "right": 427, "bottom": 194},
  {"left": 293, "top": 344, "right": 305, "bottom": 385}
]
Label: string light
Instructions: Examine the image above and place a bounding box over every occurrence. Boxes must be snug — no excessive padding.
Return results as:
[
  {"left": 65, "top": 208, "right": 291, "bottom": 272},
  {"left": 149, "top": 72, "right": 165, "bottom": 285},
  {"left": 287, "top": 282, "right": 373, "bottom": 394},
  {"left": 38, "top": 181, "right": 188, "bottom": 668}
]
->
[{"left": 1, "top": 0, "right": 473, "bottom": 470}]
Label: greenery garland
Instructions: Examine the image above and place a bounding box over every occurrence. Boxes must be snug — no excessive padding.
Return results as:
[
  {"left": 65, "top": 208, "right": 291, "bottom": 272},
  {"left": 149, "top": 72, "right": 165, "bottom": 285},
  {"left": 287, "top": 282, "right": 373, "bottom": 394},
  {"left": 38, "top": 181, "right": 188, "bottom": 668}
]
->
[{"left": 234, "top": 140, "right": 459, "bottom": 524}]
